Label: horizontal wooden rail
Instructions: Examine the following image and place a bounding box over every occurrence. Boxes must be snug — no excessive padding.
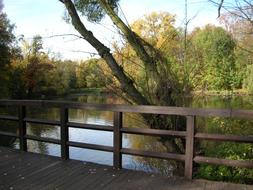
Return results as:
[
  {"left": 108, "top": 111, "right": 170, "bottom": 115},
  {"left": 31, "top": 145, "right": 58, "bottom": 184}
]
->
[
  {"left": 0, "top": 115, "right": 19, "bottom": 121},
  {"left": 194, "top": 156, "right": 253, "bottom": 169},
  {"left": 0, "top": 131, "right": 19, "bottom": 138},
  {"left": 121, "top": 127, "right": 186, "bottom": 137},
  {"left": 195, "top": 133, "right": 253, "bottom": 143},
  {"left": 1, "top": 100, "right": 253, "bottom": 119},
  {"left": 67, "top": 141, "right": 113, "bottom": 152},
  {"left": 24, "top": 135, "right": 61, "bottom": 144},
  {"left": 67, "top": 122, "right": 113, "bottom": 131},
  {"left": 24, "top": 118, "right": 61, "bottom": 126},
  {"left": 121, "top": 148, "right": 185, "bottom": 161},
  {"left": 0, "top": 99, "right": 252, "bottom": 181}
]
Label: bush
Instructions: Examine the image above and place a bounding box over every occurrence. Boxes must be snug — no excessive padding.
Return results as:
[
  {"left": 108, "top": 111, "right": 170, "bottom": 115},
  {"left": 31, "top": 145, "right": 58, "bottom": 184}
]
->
[{"left": 243, "top": 65, "right": 253, "bottom": 94}]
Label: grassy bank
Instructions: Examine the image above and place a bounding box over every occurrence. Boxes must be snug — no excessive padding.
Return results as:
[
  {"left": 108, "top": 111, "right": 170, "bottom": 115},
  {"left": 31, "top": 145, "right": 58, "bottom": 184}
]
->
[
  {"left": 68, "top": 88, "right": 107, "bottom": 94},
  {"left": 193, "top": 89, "right": 252, "bottom": 97}
]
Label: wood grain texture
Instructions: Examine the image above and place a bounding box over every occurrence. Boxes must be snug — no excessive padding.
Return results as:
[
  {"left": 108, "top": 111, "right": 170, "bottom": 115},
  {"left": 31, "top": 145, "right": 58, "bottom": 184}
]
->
[
  {"left": 0, "top": 100, "right": 253, "bottom": 118},
  {"left": 0, "top": 146, "right": 252, "bottom": 190}
]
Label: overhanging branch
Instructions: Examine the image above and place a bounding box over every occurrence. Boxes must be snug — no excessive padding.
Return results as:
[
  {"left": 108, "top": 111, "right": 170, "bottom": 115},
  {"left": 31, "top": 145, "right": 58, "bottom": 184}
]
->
[{"left": 61, "top": 0, "right": 150, "bottom": 105}]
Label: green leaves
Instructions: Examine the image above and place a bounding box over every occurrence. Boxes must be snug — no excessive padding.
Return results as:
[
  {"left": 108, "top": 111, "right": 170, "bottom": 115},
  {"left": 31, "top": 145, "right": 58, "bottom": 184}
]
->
[
  {"left": 74, "top": 0, "right": 119, "bottom": 23},
  {"left": 0, "top": 13, "right": 18, "bottom": 98},
  {"left": 192, "top": 25, "right": 238, "bottom": 90},
  {"left": 243, "top": 65, "right": 253, "bottom": 94}
]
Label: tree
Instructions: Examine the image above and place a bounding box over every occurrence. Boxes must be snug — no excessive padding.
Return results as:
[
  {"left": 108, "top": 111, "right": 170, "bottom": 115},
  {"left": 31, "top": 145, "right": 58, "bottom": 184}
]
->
[
  {"left": 59, "top": 0, "right": 185, "bottom": 164},
  {"left": 77, "top": 58, "right": 107, "bottom": 89},
  {"left": 10, "top": 36, "right": 55, "bottom": 98},
  {"left": 60, "top": 0, "right": 182, "bottom": 105},
  {"left": 243, "top": 65, "right": 253, "bottom": 93},
  {"left": 131, "top": 12, "right": 178, "bottom": 49},
  {"left": 192, "top": 25, "right": 239, "bottom": 90},
  {"left": 0, "top": 11, "right": 19, "bottom": 97},
  {"left": 45, "top": 60, "right": 77, "bottom": 95}
]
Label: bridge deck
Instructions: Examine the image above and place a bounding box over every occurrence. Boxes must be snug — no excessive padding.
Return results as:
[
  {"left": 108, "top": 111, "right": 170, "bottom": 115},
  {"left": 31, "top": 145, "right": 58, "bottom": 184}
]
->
[{"left": 0, "top": 146, "right": 252, "bottom": 190}]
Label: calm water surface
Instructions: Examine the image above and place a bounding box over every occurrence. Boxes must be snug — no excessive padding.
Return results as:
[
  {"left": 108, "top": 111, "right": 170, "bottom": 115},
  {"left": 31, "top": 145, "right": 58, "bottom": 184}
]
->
[{"left": 0, "top": 94, "right": 252, "bottom": 178}]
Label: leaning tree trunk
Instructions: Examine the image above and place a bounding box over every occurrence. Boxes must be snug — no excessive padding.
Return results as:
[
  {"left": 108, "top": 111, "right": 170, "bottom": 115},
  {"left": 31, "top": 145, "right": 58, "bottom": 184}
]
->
[
  {"left": 61, "top": 0, "right": 149, "bottom": 105},
  {"left": 60, "top": 0, "right": 186, "bottom": 171}
]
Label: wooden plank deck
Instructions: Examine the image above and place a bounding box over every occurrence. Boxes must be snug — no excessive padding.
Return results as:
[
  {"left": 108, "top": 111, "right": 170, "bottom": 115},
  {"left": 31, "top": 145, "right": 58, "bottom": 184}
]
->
[{"left": 0, "top": 146, "right": 252, "bottom": 190}]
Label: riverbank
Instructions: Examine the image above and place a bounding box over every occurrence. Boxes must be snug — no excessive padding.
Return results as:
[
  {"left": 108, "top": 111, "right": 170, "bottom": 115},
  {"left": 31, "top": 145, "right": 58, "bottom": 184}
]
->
[
  {"left": 69, "top": 88, "right": 253, "bottom": 97},
  {"left": 68, "top": 88, "right": 106, "bottom": 94},
  {"left": 192, "top": 89, "right": 252, "bottom": 97}
]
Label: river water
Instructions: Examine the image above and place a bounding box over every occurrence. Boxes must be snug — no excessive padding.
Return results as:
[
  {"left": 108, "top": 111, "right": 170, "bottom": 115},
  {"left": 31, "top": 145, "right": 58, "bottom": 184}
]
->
[{"left": 0, "top": 94, "right": 252, "bottom": 179}]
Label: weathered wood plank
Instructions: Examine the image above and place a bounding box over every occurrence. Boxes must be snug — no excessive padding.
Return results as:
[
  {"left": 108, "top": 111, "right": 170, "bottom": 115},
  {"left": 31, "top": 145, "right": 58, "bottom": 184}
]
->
[
  {"left": 0, "top": 115, "right": 18, "bottom": 121},
  {"left": 113, "top": 112, "right": 122, "bottom": 169},
  {"left": 1, "top": 100, "right": 253, "bottom": 119},
  {"left": 121, "top": 148, "right": 185, "bottom": 161},
  {"left": 24, "top": 135, "right": 61, "bottom": 144},
  {"left": 0, "top": 131, "right": 18, "bottom": 138},
  {"left": 40, "top": 162, "right": 83, "bottom": 189},
  {"left": 184, "top": 116, "right": 195, "bottom": 179},
  {"left": 60, "top": 107, "right": 69, "bottom": 160},
  {"left": 24, "top": 118, "right": 61, "bottom": 126},
  {"left": 0, "top": 146, "right": 252, "bottom": 190},
  {"left": 67, "top": 122, "right": 113, "bottom": 131},
  {"left": 195, "top": 133, "right": 253, "bottom": 143},
  {"left": 194, "top": 156, "right": 253, "bottom": 168},
  {"left": 85, "top": 168, "right": 127, "bottom": 190},
  {"left": 67, "top": 141, "right": 113, "bottom": 152},
  {"left": 61, "top": 165, "right": 110, "bottom": 190},
  {"left": 121, "top": 127, "right": 186, "bottom": 137},
  {"left": 18, "top": 105, "right": 27, "bottom": 151}
]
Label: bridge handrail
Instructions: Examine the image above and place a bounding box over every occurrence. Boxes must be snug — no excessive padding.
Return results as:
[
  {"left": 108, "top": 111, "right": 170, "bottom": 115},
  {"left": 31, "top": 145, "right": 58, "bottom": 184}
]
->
[{"left": 0, "top": 99, "right": 252, "bottom": 180}]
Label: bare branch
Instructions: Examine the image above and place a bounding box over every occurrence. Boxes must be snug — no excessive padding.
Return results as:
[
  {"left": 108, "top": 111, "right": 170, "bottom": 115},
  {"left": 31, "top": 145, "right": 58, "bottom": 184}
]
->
[{"left": 218, "top": 0, "right": 224, "bottom": 17}]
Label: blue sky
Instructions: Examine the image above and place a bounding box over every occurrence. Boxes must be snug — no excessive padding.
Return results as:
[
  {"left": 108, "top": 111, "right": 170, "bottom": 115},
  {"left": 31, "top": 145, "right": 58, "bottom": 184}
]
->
[{"left": 3, "top": 0, "right": 222, "bottom": 60}]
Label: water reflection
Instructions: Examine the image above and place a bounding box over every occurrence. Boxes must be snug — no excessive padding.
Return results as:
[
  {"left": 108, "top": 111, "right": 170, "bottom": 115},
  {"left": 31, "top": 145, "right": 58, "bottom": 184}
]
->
[{"left": 0, "top": 94, "right": 252, "bottom": 182}]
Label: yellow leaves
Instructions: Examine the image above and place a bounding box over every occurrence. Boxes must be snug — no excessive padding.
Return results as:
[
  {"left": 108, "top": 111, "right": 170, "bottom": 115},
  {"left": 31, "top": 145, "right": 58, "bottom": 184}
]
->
[{"left": 131, "top": 11, "right": 177, "bottom": 48}]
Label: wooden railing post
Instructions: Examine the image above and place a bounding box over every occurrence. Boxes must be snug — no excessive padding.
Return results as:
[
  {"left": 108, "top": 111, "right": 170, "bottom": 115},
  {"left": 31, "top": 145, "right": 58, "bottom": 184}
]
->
[
  {"left": 61, "top": 107, "right": 69, "bottom": 160},
  {"left": 113, "top": 112, "right": 122, "bottom": 169},
  {"left": 184, "top": 115, "right": 195, "bottom": 179},
  {"left": 18, "top": 105, "right": 27, "bottom": 151}
]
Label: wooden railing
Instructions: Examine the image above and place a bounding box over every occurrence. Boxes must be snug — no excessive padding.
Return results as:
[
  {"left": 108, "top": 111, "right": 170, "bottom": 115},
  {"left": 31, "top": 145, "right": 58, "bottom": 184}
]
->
[{"left": 0, "top": 100, "right": 252, "bottom": 180}]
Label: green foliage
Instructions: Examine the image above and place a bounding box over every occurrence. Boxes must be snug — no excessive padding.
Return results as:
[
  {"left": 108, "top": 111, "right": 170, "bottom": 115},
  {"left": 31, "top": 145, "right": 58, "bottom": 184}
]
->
[
  {"left": 0, "top": 13, "right": 15, "bottom": 65},
  {"left": 243, "top": 65, "right": 253, "bottom": 94},
  {"left": 196, "top": 117, "right": 253, "bottom": 183},
  {"left": 0, "top": 13, "right": 18, "bottom": 98},
  {"left": 74, "top": 0, "right": 119, "bottom": 23},
  {"left": 8, "top": 36, "right": 80, "bottom": 98},
  {"left": 8, "top": 67, "right": 26, "bottom": 98},
  {"left": 193, "top": 25, "right": 239, "bottom": 90},
  {"left": 48, "top": 60, "right": 78, "bottom": 95},
  {"left": 30, "top": 35, "right": 43, "bottom": 56},
  {"left": 192, "top": 25, "right": 238, "bottom": 90},
  {"left": 77, "top": 58, "right": 107, "bottom": 89}
]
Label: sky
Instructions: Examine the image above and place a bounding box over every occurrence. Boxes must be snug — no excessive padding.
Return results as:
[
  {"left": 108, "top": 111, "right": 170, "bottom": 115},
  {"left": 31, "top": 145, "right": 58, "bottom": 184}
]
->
[
  {"left": 0, "top": 0, "right": 3, "bottom": 12},
  {"left": 3, "top": 0, "right": 222, "bottom": 60}
]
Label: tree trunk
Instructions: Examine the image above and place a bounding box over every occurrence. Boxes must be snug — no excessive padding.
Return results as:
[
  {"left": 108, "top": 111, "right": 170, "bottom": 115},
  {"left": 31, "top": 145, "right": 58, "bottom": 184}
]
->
[
  {"left": 60, "top": 0, "right": 185, "bottom": 159},
  {"left": 61, "top": 0, "right": 149, "bottom": 105}
]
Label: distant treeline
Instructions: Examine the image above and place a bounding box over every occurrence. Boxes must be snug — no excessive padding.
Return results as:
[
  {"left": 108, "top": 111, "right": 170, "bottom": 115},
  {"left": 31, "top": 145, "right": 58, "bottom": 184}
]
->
[{"left": 1, "top": 11, "right": 253, "bottom": 99}]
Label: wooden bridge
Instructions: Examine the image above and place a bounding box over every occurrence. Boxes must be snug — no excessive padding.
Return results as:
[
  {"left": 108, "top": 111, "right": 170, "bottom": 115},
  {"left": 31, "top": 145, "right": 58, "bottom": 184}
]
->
[
  {"left": 0, "top": 146, "right": 252, "bottom": 190},
  {"left": 0, "top": 100, "right": 252, "bottom": 189}
]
